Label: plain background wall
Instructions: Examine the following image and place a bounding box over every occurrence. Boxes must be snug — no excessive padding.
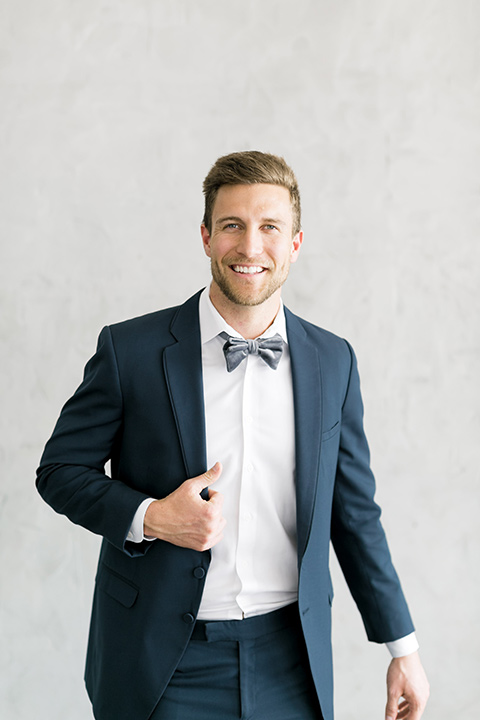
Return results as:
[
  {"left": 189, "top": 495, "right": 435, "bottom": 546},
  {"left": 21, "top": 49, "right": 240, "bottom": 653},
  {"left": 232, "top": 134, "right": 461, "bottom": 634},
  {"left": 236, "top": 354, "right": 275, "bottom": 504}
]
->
[{"left": 1, "top": 1, "right": 479, "bottom": 718}]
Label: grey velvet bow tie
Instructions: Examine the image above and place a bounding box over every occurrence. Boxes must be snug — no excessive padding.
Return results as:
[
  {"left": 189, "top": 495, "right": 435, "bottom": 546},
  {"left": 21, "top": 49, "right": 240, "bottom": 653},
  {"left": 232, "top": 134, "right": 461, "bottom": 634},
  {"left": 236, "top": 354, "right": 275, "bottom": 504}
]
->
[{"left": 220, "top": 332, "right": 284, "bottom": 372}]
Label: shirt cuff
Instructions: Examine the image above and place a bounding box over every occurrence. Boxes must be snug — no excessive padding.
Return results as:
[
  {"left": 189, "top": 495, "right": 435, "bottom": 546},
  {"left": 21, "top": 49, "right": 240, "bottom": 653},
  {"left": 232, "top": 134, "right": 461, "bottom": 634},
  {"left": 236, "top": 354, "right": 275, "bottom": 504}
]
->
[
  {"left": 386, "top": 632, "right": 419, "bottom": 658},
  {"left": 126, "top": 498, "right": 157, "bottom": 543}
]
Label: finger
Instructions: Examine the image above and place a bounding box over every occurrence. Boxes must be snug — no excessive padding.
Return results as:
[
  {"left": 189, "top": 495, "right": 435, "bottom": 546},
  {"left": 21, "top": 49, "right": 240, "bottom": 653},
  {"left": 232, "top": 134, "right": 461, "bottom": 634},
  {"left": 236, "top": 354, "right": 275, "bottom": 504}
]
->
[
  {"left": 398, "top": 697, "right": 424, "bottom": 720},
  {"left": 201, "top": 461, "right": 223, "bottom": 488},
  {"left": 386, "top": 695, "right": 400, "bottom": 720},
  {"left": 405, "top": 707, "right": 423, "bottom": 720},
  {"left": 209, "top": 518, "right": 227, "bottom": 547},
  {"left": 207, "top": 489, "right": 224, "bottom": 507},
  {"left": 190, "top": 462, "right": 223, "bottom": 495}
]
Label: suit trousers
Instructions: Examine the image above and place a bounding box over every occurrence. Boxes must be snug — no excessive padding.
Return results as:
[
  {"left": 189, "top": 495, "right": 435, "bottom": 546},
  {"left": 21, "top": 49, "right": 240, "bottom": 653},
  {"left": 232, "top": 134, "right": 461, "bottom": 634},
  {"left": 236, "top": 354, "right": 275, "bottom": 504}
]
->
[{"left": 149, "top": 603, "right": 323, "bottom": 720}]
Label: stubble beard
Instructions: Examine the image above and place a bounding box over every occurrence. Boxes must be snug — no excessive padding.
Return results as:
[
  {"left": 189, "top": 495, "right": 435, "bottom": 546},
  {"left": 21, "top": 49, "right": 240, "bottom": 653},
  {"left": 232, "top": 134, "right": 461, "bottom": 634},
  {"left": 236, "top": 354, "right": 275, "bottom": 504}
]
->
[{"left": 210, "top": 259, "right": 291, "bottom": 307}]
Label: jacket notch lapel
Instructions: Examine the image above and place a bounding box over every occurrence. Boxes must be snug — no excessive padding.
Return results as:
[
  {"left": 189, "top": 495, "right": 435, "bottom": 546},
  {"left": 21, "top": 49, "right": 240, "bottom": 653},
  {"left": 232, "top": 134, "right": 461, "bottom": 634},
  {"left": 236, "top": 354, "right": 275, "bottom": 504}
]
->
[
  {"left": 163, "top": 292, "right": 207, "bottom": 479},
  {"left": 285, "top": 309, "right": 323, "bottom": 563}
]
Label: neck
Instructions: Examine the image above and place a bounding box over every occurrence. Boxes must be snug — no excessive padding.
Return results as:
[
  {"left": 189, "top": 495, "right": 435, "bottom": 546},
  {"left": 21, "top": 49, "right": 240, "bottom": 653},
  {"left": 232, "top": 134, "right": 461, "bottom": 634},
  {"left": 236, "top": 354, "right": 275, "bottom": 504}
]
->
[{"left": 208, "top": 283, "right": 281, "bottom": 339}]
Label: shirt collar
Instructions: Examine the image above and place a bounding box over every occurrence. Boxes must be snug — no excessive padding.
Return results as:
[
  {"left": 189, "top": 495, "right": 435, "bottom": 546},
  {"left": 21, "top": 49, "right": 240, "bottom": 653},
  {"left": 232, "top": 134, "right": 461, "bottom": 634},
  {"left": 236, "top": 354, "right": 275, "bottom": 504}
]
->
[{"left": 199, "top": 286, "right": 288, "bottom": 346}]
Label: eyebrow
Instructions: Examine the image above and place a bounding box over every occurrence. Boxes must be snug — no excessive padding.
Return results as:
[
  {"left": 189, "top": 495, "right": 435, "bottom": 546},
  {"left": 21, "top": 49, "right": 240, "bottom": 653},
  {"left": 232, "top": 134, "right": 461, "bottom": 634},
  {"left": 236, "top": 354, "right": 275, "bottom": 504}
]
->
[
  {"left": 215, "top": 216, "right": 287, "bottom": 227},
  {"left": 215, "top": 216, "right": 244, "bottom": 226},
  {"left": 263, "top": 217, "right": 286, "bottom": 226}
]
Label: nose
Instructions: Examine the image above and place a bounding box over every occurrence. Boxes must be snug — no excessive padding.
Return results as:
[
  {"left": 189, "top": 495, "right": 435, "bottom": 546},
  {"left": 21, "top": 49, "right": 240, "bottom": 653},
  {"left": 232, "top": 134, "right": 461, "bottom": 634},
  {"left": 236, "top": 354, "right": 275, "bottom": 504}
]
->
[{"left": 236, "top": 226, "right": 263, "bottom": 258}]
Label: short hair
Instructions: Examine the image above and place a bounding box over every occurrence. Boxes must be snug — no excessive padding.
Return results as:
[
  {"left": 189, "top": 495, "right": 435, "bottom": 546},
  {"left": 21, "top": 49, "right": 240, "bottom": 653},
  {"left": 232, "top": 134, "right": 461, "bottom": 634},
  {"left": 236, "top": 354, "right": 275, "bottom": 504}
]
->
[{"left": 202, "top": 150, "right": 301, "bottom": 235}]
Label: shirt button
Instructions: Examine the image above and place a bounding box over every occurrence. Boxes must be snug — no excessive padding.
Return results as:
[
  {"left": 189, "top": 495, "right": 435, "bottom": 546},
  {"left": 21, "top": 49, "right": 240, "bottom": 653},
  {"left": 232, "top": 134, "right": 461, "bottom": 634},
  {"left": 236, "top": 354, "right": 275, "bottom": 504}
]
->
[
  {"left": 183, "top": 613, "right": 195, "bottom": 624},
  {"left": 193, "top": 567, "right": 205, "bottom": 579}
]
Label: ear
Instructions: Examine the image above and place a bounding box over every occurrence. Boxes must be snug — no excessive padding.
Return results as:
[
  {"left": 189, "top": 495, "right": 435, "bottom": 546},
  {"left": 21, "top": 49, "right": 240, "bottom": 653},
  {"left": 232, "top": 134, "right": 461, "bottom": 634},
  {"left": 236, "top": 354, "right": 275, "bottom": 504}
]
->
[
  {"left": 200, "top": 224, "right": 212, "bottom": 258},
  {"left": 290, "top": 230, "right": 303, "bottom": 264}
]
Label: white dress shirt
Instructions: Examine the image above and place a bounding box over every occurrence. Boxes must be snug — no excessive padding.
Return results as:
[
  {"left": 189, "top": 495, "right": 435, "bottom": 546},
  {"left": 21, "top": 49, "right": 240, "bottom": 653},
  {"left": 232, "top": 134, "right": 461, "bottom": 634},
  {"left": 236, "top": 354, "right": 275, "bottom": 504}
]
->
[
  {"left": 197, "top": 288, "right": 298, "bottom": 619},
  {"left": 127, "top": 288, "right": 418, "bottom": 655}
]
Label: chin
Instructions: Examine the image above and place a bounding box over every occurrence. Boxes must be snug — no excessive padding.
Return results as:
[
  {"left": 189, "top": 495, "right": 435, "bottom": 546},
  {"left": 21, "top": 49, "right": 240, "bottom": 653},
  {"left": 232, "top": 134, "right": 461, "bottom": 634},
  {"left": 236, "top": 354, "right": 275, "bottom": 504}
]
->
[
  {"left": 219, "top": 280, "right": 284, "bottom": 307},
  {"left": 211, "top": 261, "right": 289, "bottom": 308}
]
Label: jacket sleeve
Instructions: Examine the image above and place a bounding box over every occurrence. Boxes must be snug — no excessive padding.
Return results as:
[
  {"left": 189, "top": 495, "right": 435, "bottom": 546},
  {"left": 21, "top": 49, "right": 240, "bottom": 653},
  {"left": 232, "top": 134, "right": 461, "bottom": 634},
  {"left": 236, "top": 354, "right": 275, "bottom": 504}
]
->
[
  {"left": 36, "top": 326, "right": 151, "bottom": 555},
  {"left": 330, "top": 341, "right": 415, "bottom": 643}
]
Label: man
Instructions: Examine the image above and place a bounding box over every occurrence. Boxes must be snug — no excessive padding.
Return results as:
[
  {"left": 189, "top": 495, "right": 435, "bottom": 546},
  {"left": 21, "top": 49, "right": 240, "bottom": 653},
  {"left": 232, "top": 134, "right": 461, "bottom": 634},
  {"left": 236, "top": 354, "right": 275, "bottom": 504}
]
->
[{"left": 37, "top": 151, "right": 429, "bottom": 720}]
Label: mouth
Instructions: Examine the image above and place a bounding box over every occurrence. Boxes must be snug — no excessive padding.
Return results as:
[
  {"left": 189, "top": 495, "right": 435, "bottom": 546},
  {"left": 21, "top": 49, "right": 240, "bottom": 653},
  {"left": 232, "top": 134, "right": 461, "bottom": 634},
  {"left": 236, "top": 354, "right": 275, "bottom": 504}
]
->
[{"left": 230, "top": 264, "right": 266, "bottom": 275}]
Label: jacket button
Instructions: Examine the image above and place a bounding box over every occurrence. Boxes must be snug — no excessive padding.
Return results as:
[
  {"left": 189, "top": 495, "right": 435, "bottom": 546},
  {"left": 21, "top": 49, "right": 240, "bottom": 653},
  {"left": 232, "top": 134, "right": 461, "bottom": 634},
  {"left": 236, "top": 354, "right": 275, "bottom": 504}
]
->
[
  {"left": 183, "top": 613, "right": 195, "bottom": 624},
  {"left": 193, "top": 567, "right": 205, "bottom": 579}
]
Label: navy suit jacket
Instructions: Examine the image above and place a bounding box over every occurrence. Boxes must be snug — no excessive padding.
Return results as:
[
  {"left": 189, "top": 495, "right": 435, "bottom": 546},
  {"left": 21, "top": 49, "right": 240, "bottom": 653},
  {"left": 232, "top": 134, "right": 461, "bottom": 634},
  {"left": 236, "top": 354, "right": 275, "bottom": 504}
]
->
[{"left": 37, "top": 290, "right": 414, "bottom": 720}]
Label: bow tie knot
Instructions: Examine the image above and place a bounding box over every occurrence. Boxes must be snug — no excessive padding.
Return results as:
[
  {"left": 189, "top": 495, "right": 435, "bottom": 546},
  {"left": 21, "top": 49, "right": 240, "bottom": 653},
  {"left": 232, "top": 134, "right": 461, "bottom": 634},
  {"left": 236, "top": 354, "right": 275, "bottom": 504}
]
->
[{"left": 221, "top": 332, "right": 284, "bottom": 372}]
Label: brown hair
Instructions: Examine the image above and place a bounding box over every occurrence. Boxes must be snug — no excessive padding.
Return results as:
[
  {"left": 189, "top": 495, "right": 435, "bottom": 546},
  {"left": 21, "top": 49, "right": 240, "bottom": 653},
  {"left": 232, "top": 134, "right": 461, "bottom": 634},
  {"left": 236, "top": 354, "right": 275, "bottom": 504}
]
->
[{"left": 202, "top": 151, "right": 301, "bottom": 235}]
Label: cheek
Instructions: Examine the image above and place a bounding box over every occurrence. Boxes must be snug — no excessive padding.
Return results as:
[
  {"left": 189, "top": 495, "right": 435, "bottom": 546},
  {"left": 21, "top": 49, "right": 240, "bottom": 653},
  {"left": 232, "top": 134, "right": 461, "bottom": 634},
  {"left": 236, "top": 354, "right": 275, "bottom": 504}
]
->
[
  {"left": 212, "top": 239, "right": 236, "bottom": 261},
  {"left": 275, "top": 248, "right": 294, "bottom": 267}
]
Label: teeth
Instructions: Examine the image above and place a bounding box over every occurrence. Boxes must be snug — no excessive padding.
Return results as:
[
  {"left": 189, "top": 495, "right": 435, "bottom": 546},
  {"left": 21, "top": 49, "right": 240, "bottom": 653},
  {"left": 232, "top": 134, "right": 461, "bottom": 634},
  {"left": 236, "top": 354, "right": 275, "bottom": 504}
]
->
[{"left": 232, "top": 265, "right": 264, "bottom": 274}]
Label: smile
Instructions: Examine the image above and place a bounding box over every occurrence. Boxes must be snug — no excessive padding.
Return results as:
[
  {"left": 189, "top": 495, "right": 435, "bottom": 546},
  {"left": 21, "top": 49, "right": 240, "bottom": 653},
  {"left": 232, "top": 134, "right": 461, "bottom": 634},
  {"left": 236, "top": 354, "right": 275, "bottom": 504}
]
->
[{"left": 231, "top": 265, "right": 266, "bottom": 274}]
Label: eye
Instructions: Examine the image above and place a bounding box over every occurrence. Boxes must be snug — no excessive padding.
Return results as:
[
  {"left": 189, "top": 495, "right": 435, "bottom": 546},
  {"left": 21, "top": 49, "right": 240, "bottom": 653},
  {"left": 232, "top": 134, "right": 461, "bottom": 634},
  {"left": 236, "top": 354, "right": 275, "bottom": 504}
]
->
[
  {"left": 223, "top": 223, "right": 239, "bottom": 230},
  {"left": 263, "top": 224, "right": 278, "bottom": 231}
]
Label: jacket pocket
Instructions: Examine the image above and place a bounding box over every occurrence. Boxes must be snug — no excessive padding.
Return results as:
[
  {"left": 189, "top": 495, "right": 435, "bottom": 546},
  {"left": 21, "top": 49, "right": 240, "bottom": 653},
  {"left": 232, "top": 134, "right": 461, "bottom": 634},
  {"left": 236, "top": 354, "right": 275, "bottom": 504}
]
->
[
  {"left": 321, "top": 420, "right": 340, "bottom": 442},
  {"left": 96, "top": 565, "right": 139, "bottom": 608}
]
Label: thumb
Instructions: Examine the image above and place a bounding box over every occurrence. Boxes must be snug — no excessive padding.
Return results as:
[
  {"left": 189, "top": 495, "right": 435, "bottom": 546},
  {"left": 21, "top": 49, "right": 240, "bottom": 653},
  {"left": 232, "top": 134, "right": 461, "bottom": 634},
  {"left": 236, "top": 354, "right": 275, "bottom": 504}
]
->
[
  {"left": 195, "top": 462, "right": 222, "bottom": 494},
  {"left": 385, "top": 695, "right": 399, "bottom": 720},
  {"left": 204, "top": 461, "right": 222, "bottom": 484}
]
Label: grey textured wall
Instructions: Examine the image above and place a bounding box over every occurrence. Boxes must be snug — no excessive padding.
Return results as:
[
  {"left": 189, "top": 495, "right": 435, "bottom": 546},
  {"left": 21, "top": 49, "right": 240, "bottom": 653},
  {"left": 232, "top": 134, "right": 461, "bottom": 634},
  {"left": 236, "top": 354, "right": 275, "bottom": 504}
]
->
[{"left": 1, "top": 1, "right": 479, "bottom": 718}]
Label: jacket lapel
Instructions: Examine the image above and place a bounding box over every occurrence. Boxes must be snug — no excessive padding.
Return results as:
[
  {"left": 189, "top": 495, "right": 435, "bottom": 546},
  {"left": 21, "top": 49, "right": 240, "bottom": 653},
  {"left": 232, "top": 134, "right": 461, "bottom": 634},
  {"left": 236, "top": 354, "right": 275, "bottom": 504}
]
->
[
  {"left": 285, "top": 308, "right": 323, "bottom": 564},
  {"left": 163, "top": 291, "right": 207, "bottom": 480},
  {"left": 163, "top": 294, "right": 323, "bottom": 561}
]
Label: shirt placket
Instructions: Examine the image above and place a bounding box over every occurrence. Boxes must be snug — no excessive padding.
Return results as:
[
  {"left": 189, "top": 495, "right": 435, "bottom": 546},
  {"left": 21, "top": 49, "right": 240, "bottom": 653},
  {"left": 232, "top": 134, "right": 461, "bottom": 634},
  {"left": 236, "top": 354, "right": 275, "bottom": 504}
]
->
[{"left": 234, "top": 353, "right": 258, "bottom": 616}]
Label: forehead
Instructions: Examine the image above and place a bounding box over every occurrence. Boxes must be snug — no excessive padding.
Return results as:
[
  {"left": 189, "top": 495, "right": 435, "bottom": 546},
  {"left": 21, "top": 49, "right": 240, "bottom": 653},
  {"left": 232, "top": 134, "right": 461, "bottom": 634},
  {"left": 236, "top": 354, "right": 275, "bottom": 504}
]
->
[{"left": 212, "top": 183, "right": 293, "bottom": 222}]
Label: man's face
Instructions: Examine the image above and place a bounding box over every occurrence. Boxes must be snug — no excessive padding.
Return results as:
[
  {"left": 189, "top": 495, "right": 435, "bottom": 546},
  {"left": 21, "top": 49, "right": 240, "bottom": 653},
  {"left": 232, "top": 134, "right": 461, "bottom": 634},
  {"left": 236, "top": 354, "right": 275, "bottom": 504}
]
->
[{"left": 201, "top": 183, "right": 303, "bottom": 308}]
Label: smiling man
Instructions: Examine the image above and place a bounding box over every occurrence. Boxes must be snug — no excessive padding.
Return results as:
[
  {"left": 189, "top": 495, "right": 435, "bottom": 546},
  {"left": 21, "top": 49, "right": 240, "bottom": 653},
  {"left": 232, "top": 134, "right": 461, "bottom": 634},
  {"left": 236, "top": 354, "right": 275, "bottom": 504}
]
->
[
  {"left": 37, "top": 151, "right": 429, "bottom": 720},
  {"left": 200, "top": 182, "right": 303, "bottom": 338},
  {"left": 202, "top": 183, "right": 302, "bottom": 310}
]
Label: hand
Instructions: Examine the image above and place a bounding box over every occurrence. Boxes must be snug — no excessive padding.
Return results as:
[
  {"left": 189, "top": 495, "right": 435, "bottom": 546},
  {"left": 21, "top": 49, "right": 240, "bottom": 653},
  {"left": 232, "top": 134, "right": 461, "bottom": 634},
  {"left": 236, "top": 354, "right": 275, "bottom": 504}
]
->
[
  {"left": 144, "top": 462, "right": 226, "bottom": 551},
  {"left": 385, "top": 651, "right": 430, "bottom": 720}
]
